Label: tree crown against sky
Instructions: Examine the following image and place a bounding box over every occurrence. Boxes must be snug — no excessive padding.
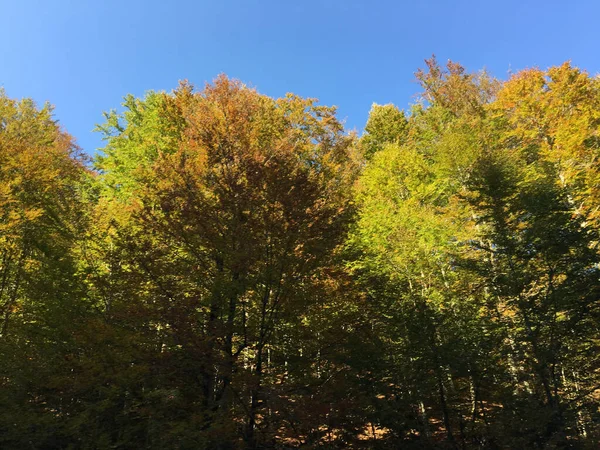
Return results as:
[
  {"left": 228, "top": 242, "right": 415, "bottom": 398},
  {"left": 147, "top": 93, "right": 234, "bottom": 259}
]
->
[
  {"left": 1, "top": 57, "right": 599, "bottom": 449},
  {"left": 3, "top": 0, "right": 600, "bottom": 154}
]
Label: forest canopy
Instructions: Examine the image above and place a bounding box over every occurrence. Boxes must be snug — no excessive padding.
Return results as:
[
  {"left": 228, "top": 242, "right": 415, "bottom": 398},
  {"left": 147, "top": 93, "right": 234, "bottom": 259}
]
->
[{"left": 0, "top": 58, "right": 599, "bottom": 449}]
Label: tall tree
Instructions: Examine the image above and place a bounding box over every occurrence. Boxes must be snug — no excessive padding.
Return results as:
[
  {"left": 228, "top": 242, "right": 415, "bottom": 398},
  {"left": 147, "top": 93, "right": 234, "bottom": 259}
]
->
[
  {"left": 93, "top": 76, "right": 357, "bottom": 447},
  {"left": 0, "top": 89, "right": 90, "bottom": 448}
]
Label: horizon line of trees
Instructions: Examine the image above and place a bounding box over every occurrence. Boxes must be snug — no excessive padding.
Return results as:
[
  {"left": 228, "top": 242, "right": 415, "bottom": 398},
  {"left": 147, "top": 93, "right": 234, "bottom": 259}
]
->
[{"left": 0, "top": 57, "right": 599, "bottom": 449}]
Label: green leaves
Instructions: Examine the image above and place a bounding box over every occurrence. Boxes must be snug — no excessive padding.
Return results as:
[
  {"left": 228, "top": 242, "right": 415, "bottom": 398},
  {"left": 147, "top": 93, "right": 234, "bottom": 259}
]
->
[
  {"left": 350, "top": 59, "right": 600, "bottom": 448},
  {"left": 1, "top": 61, "right": 600, "bottom": 448},
  {"left": 361, "top": 104, "right": 408, "bottom": 159}
]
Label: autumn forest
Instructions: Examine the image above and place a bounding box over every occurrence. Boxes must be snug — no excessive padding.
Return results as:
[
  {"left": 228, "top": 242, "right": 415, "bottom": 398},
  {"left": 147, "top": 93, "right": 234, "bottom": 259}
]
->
[{"left": 1, "top": 58, "right": 599, "bottom": 449}]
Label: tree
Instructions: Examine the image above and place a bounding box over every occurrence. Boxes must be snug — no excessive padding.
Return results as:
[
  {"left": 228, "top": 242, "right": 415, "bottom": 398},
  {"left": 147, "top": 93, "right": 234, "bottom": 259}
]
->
[
  {"left": 361, "top": 103, "right": 408, "bottom": 160},
  {"left": 348, "top": 59, "right": 500, "bottom": 448},
  {"left": 348, "top": 58, "right": 600, "bottom": 448},
  {"left": 0, "top": 89, "right": 90, "bottom": 448},
  {"left": 2, "top": 59, "right": 599, "bottom": 449},
  {"left": 93, "top": 76, "right": 358, "bottom": 447}
]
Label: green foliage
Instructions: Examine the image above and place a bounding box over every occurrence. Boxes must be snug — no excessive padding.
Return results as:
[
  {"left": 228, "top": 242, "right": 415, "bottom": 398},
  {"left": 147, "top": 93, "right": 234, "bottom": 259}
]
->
[
  {"left": 361, "top": 104, "right": 408, "bottom": 159},
  {"left": 1, "top": 60, "right": 599, "bottom": 449},
  {"left": 350, "top": 58, "right": 600, "bottom": 448}
]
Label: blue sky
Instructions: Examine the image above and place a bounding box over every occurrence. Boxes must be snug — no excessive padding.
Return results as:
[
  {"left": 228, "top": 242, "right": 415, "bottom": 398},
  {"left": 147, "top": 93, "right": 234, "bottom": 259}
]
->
[{"left": 2, "top": 0, "right": 598, "bottom": 154}]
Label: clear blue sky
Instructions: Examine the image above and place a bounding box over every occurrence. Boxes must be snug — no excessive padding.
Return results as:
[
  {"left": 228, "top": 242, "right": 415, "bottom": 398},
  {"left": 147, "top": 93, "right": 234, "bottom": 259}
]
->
[{"left": 2, "top": 0, "right": 598, "bottom": 154}]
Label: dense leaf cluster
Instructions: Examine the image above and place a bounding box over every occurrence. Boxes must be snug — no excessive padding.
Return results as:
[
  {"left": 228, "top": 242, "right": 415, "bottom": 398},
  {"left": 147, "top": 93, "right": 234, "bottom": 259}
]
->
[{"left": 0, "top": 60, "right": 599, "bottom": 449}]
